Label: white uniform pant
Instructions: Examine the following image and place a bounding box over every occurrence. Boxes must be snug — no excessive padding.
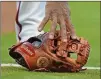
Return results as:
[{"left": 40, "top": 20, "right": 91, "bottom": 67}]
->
[{"left": 15, "top": 2, "right": 46, "bottom": 42}]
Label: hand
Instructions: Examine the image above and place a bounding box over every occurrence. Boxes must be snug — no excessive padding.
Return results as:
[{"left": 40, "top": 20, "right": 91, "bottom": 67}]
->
[{"left": 38, "top": 1, "right": 77, "bottom": 42}]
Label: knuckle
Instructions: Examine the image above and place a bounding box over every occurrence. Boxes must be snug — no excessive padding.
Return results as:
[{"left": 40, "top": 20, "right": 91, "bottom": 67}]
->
[
  {"left": 62, "top": 24, "right": 66, "bottom": 29},
  {"left": 53, "top": 21, "right": 57, "bottom": 25}
]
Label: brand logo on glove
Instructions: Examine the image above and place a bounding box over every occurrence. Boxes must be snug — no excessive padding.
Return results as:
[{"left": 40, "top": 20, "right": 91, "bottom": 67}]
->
[{"left": 20, "top": 44, "right": 35, "bottom": 56}]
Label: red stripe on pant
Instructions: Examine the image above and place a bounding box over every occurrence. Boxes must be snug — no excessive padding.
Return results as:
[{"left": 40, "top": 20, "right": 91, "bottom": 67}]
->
[{"left": 16, "top": 1, "right": 22, "bottom": 41}]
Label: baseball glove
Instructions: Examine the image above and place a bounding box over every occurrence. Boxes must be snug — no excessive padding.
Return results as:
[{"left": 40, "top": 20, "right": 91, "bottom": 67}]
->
[{"left": 9, "top": 31, "right": 90, "bottom": 72}]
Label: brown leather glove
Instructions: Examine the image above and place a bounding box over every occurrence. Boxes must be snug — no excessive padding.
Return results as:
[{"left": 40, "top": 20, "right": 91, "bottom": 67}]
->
[
  {"left": 9, "top": 31, "right": 90, "bottom": 72},
  {"left": 38, "top": 1, "right": 77, "bottom": 42}
]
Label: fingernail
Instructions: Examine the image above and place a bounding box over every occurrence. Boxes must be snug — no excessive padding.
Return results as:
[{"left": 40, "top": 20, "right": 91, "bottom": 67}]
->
[
  {"left": 49, "top": 34, "right": 54, "bottom": 39},
  {"left": 62, "top": 39, "right": 67, "bottom": 42},
  {"left": 38, "top": 27, "right": 42, "bottom": 32},
  {"left": 71, "top": 35, "right": 77, "bottom": 39}
]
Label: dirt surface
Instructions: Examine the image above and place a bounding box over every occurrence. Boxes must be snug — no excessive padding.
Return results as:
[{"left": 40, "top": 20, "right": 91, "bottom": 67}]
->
[{"left": 1, "top": 2, "right": 16, "bottom": 34}]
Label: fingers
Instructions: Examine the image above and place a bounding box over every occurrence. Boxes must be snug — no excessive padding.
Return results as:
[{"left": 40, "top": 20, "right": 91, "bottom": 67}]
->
[
  {"left": 65, "top": 18, "right": 73, "bottom": 30},
  {"left": 65, "top": 15, "right": 72, "bottom": 31},
  {"left": 59, "top": 16, "right": 67, "bottom": 42},
  {"left": 49, "top": 13, "right": 57, "bottom": 39},
  {"left": 65, "top": 17, "right": 77, "bottom": 39},
  {"left": 38, "top": 14, "right": 50, "bottom": 32}
]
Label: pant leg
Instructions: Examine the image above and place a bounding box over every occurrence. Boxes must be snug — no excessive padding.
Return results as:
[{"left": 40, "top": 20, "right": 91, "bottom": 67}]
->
[{"left": 15, "top": 1, "right": 46, "bottom": 42}]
